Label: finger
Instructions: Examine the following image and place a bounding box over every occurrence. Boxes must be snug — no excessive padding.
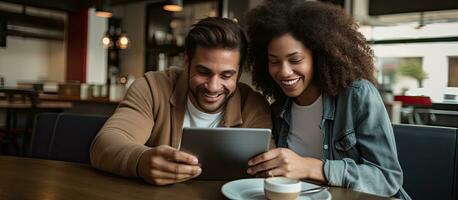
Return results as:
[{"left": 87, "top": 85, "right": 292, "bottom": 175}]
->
[
  {"left": 247, "top": 157, "right": 280, "bottom": 175},
  {"left": 152, "top": 173, "right": 198, "bottom": 186},
  {"left": 248, "top": 148, "right": 282, "bottom": 166},
  {"left": 149, "top": 178, "right": 177, "bottom": 186},
  {"left": 256, "top": 167, "right": 285, "bottom": 178},
  {"left": 156, "top": 146, "right": 199, "bottom": 165},
  {"left": 156, "top": 159, "right": 202, "bottom": 175},
  {"left": 150, "top": 169, "right": 197, "bottom": 180}
]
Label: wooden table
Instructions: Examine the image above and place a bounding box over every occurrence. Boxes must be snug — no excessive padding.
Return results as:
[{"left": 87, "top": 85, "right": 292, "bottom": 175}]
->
[{"left": 0, "top": 156, "right": 392, "bottom": 200}]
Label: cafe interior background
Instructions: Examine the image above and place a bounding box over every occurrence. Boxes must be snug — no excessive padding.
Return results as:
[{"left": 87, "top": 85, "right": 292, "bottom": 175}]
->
[
  {"left": 1, "top": 0, "right": 458, "bottom": 200},
  {"left": 0, "top": 0, "right": 457, "bottom": 177}
]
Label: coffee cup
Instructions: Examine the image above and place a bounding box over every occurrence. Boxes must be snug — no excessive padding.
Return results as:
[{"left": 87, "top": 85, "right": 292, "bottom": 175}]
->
[{"left": 264, "top": 177, "right": 301, "bottom": 200}]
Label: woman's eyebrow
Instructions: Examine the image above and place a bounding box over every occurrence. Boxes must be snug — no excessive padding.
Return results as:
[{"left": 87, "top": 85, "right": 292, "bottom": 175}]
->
[
  {"left": 287, "top": 52, "right": 300, "bottom": 57},
  {"left": 268, "top": 54, "right": 278, "bottom": 58},
  {"left": 268, "top": 52, "right": 300, "bottom": 58}
]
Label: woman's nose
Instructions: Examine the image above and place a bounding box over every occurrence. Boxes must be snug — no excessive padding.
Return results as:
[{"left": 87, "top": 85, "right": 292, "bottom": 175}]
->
[{"left": 279, "top": 62, "right": 293, "bottom": 76}]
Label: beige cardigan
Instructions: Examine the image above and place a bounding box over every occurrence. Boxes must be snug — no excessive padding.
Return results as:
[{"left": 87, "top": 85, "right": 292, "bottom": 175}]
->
[{"left": 90, "top": 68, "right": 272, "bottom": 177}]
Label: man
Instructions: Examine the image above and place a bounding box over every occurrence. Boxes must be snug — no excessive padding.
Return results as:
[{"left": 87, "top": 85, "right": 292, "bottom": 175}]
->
[{"left": 90, "top": 17, "right": 271, "bottom": 186}]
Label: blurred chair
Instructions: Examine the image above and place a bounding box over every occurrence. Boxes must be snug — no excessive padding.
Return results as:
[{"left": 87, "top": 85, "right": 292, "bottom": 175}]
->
[
  {"left": 394, "top": 95, "right": 433, "bottom": 124},
  {"left": 394, "top": 95, "right": 433, "bottom": 106},
  {"left": 29, "top": 113, "right": 108, "bottom": 164},
  {"left": 0, "top": 88, "right": 39, "bottom": 155},
  {"left": 393, "top": 124, "right": 457, "bottom": 200}
]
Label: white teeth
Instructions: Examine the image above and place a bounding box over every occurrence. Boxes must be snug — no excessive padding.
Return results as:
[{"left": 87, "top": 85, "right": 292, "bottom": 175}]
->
[
  {"left": 282, "top": 78, "right": 300, "bottom": 86},
  {"left": 204, "top": 93, "right": 219, "bottom": 98}
]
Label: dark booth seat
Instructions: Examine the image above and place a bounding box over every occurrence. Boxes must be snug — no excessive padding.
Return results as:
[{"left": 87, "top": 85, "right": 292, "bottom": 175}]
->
[
  {"left": 29, "top": 113, "right": 108, "bottom": 164},
  {"left": 393, "top": 124, "right": 458, "bottom": 200}
]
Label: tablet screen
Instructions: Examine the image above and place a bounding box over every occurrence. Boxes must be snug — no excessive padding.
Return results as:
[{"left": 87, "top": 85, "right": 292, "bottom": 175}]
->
[{"left": 180, "top": 127, "right": 271, "bottom": 180}]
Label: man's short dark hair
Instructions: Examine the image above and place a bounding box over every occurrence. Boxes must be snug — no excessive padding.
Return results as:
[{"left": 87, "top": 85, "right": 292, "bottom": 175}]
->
[{"left": 185, "top": 17, "right": 248, "bottom": 69}]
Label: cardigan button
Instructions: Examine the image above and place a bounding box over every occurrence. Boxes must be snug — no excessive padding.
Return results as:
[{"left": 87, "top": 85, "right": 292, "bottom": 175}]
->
[{"left": 323, "top": 145, "right": 328, "bottom": 150}]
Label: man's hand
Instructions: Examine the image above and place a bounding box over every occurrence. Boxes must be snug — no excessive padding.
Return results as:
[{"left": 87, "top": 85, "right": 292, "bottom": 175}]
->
[
  {"left": 137, "top": 145, "right": 202, "bottom": 185},
  {"left": 246, "top": 148, "right": 325, "bottom": 183}
]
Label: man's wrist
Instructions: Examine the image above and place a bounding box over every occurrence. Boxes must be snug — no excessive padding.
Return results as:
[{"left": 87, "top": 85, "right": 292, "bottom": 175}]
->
[{"left": 136, "top": 147, "right": 152, "bottom": 178}]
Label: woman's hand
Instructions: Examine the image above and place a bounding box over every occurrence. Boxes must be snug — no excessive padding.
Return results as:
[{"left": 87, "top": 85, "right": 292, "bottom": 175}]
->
[{"left": 247, "top": 148, "right": 326, "bottom": 183}]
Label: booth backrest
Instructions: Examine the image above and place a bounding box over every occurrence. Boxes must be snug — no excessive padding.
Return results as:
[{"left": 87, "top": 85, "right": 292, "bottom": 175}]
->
[
  {"left": 393, "top": 124, "right": 457, "bottom": 200},
  {"left": 29, "top": 113, "right": 108, "bottom": 164}
]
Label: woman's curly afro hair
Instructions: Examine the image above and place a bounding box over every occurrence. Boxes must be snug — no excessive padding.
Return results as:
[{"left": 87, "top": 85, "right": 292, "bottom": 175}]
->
[{"left": 247, "top": 0, "right": 376, "bottom": 100}]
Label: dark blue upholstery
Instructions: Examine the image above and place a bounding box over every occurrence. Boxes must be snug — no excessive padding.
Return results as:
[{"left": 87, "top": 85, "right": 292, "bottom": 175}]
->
[
  {"left": 29, "top": 113, "right": 108, "bottom": 164},
  {"left": 393, "top": 124, "right": 457, "bottom": 200},
  {"left": 28, "top": 113, "right": 58, "bottom": 158}
]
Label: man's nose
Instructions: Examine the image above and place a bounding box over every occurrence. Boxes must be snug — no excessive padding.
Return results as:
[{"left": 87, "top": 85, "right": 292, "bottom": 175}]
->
[{"left": 205, "top": 76, "right": 222, "bottom": 92}]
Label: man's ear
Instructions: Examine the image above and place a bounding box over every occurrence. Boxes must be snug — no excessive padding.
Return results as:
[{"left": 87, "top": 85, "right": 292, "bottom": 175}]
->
[
  {"left": 236, "top": 65, "right": 243, "bottom": 81},
  {"left": 184, "top": 54, "right": 189, "bottom": 72}
]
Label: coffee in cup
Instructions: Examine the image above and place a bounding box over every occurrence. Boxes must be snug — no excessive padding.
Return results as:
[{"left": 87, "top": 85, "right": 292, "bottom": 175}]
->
[{"left": 264, "top": 177, "right": 301, "bottom": 200}]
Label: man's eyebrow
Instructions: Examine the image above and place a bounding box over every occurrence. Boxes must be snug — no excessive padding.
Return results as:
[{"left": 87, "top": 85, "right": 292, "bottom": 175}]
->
[
  {"left": 221, "top": 70, "right": 237, "bottom": 75},
  {"left": 195, "top": 65, "right": 210, "bottom": 71}
]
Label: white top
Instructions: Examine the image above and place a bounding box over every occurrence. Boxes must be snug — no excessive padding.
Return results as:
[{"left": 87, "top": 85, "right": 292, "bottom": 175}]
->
[
  {"left": 287, "top": 95, "right": 324, "bottom": 159},
  {"left": 182, "top": 97, "right": 223, "bottom": 128}
]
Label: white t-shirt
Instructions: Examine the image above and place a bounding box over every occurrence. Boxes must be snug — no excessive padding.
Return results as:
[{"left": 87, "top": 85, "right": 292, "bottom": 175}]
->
[
  {"left": 287, "top": 95, "right": 324, "bottom": 159},
  {"left": 182, "top": 97, "right": 223, "bottom": 128}
]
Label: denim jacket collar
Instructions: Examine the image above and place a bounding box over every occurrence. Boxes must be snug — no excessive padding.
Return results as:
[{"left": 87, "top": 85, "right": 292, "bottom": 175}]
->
[
  {"left": 322, "top": 95, "right": 335, "bottom": 120},
  {"left": 275, "top": 98, "right": 292, "bottom": 126}
]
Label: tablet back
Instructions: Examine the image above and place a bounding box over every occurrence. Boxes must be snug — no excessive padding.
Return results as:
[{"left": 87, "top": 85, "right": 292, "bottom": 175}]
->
[{"left": 180, "top": 127, "right": 271, "bottom": 180}]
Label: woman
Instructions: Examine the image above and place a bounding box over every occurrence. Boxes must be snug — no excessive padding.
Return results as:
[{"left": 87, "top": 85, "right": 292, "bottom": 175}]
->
[{"left": 245, "top": 0, "right": 410, "bottom": 199}]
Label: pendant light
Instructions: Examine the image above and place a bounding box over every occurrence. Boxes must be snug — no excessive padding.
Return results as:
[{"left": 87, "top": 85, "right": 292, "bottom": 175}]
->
[
  {"left": 102, "top": 26, "right": 130, "bottom": 50},
  {"left": 163, "top": 0, "right": 183, "bottom": 12},
  {"left": 117, "top": 32, "right": 130, "bottom": 49},
  {"left": 102, "top": 31, "right": 113, "bottom": 48},
  {"left": 96, "top": 0, "right": 113, "bottom": 18}
]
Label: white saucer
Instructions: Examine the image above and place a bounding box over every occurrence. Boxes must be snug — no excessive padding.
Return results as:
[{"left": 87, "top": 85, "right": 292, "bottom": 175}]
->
[{"left": 221, "top": 178, "right": 332, "bottom": 200}]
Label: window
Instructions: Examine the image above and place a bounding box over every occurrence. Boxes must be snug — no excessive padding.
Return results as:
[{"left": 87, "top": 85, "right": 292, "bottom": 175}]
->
[{"left": 449, "top": 57, "right": 458, "bottom": 87}]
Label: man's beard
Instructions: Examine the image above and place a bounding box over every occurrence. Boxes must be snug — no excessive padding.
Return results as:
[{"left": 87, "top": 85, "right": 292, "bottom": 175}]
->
[{"left": 190, "top": 84, "right": 234, "bottom": 113}]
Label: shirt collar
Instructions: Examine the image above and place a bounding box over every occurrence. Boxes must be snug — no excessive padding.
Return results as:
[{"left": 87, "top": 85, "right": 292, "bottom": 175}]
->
[{"left": 276, "top": 95, "right": 335, "bottom": 121}]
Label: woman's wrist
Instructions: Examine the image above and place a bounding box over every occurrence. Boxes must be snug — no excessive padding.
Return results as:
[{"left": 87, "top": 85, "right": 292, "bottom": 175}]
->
[{"left": 303, "top": 157, "right": 326, "bottom": 184}]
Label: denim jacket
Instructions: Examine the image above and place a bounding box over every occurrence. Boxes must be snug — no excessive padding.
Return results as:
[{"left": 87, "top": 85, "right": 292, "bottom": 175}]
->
[{"left": 271, "top": 80, "right": 410, "bottom": 199}]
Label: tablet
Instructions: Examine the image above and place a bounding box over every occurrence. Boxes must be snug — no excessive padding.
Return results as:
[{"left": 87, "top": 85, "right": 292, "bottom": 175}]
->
[{"left": 180, "top": 127, "right": 271, "bottom": 180}]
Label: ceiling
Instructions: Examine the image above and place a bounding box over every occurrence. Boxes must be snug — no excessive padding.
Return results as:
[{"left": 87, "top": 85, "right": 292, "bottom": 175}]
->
[
  {"left": 1, "top": 0, "right": 91, "bottom": 12},
  {"left": 353, "top": 0, "right": 458, "bottom": 26},
  {"left": 0, "top": 0, "right": 217, "bottom": 13},
  {"left": 0, "top": 0, "right": 154, "bottom": 13}
]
